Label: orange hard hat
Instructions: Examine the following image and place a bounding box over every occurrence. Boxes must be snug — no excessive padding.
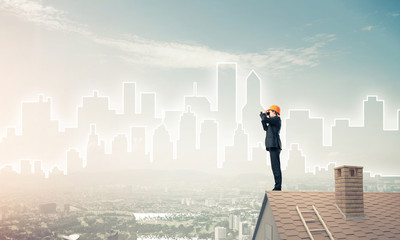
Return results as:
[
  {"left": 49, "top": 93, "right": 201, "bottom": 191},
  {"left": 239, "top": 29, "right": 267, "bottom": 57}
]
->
[{"left": 268, "top": 105, "right": 280, "bottom": 115}]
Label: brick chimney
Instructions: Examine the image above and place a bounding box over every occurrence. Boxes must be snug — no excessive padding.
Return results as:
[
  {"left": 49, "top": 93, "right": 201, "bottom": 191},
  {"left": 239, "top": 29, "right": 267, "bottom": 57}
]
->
[{"left": 334, "top": 165, "right": 364, "bottom": 218}]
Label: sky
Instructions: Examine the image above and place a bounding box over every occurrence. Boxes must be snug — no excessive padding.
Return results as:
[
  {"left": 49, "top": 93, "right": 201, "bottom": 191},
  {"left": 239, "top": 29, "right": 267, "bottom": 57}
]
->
[{"left": 0, "top": 0, "right": 399, "bottom": 145}]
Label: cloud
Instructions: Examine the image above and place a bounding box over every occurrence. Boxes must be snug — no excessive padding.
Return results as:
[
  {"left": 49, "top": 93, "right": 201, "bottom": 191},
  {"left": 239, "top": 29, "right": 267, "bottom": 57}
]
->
[
  {"left": 0, "top": 0, "right": 336, "bottom": 74},
  {"left": 92, "top": 35, "right": 239, "bottom": 69},
  {"left": 392, "top": 13, "right": 399, "bottom": 17},
  {"left": 362, "top": 25, "right": 374, "bottom": 31},
  {"left": 93, "top": 33, "right": 334, "bottom": 72},
  {"left": 0, "top": 0, "right": 90, "bottom": 35}
]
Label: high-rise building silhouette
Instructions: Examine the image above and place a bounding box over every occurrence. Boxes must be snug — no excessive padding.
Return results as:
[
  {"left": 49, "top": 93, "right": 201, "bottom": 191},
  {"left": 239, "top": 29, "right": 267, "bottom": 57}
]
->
[
  {"left": 364, "top": 96, "right": 384, "bottom": 131},
  {"left": 199, "top": 119, "right": 218, "bottom": 170},
  {"left": 21, "top": 96, "right": 66, "bottom": 170},
  {"left": 22, "top": 95, "right": 52, "bottom": 136},
  {"left": 140, "top": 92, "right": 156, "bottom": 119},
  {"left": 242, "top": 71, "right": 264, "bottom": 148},
  {"left": 67, "top": 149, "right": 83, "bottom": 173},
  {"left": 152, "top": 124, "right": 174, "bottom": 168},
  {"left": 49, "top": 166, "right": 65, "bottom": 177},
  {"left": 286, "top": 110, "right": 323, "bottom": 149},
  {"left": 218, "top": 63, "right": 236, "bottom": 118},
  {"left": 112, "top": 134, "right": 130, "bottom": 169},
  {"left": 328, "top": 96, "right": 400, "bottom": 174},
  {"left": 1, "top": 128, "right": 18, "bottom": 167},
  {"left": 177, "top": 106, "right": 197, "bottom": 168},
  {"left": 32, "top": 160, "right": 44, "bottom": 177},
  {"left": 86, "top": 124, "right": 105, "bottom": 171},
  {"left": 20, "top": 159, "right": 32, "bottom": 175},
  {"left": 163, "top": 110, "right": 182, "bottom": 142},
  {"left": 112, "top": 134, "right": 128, "bottom": 154},
  {"left": 131, "top": 126, "right": 149, "bottom": 168},
  {"left": 123, "top": 82, "right": 136, "bottom": 116},
  {"left": 224, "top": 124, "right": 249, "bottom": 171},
  {"left": 249, "top": 143, "right": 270, "bottom": 174},
  {"left": 217, "top": 63, "right": 237, "bottom": 140},
  {"left": 184, "top": 82, "right": 214, "bottom": 121},
  {"left": 285, "top": 110, "right": 324, "bottom": 168},
  {"left": 332, "top": 119, "right": 353, "bottom": 149},
  {"left": 285, "top": 144, "right": 306, "bottom": 178},
  {"left": 78, "top": 91, "right": 117, "bottom": 133}
]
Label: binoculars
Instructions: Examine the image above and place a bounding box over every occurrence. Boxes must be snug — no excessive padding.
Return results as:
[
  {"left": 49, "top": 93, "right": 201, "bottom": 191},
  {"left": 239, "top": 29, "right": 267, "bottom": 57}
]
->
[{"left": 260, "top": 111, "right": 270, "bottom": 116}]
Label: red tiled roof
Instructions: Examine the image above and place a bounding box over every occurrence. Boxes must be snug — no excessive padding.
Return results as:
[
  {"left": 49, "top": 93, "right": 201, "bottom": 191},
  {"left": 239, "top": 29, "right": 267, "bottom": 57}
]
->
[{"left": 255, "top": 191, "right": 400, "bottom": 240}]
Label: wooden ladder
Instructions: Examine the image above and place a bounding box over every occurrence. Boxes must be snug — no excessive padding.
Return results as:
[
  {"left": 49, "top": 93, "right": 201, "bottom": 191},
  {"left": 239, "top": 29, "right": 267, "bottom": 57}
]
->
[{"left": 296, "top": 205, "right": 334, "bottom": 240}]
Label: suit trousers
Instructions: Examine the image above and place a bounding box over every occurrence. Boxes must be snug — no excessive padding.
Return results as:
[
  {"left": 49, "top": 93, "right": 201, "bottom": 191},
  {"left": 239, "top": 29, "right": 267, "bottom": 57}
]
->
[{"left": 268, "top": 147, "right": 282, "bottom": 189}]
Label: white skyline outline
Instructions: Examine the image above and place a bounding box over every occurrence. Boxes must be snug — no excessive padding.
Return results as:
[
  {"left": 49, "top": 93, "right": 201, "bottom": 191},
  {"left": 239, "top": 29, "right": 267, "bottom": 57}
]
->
[
  {"left": 287, "top": 143, "right": 308, "bottom": 173},
  {"left": 0, "top": 67, "right": 399, "bottom": 177}
]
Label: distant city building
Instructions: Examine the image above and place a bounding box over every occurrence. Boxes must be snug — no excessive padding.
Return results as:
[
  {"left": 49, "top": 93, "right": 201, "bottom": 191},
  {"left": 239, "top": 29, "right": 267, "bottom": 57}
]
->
[
  {"left": 39, "top": 203, "right": 56, "bottom": 214},
  {"left": 20, "top": 159, "right": 32, "bottom": 175},
  {"left": 205, "top": 199, "right": 216, "bottom": 207},
  {"left": 233, "top": 214, "right": 241, "bottom": 232},
  {"left": 181, "top": 198, "right": 193, "bottom": 206},
  {"left": 239, "top": 221, "right": 251, "bottom": 239},
  {"left": 215, "top": 226, "right": 227, "bottom": 240}
]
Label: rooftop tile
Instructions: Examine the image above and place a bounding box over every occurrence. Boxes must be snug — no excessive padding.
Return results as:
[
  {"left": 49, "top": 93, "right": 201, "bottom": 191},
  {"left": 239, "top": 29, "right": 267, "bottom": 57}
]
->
[{"left": 262, "top": 191, "right": 400, "bottom": 239}]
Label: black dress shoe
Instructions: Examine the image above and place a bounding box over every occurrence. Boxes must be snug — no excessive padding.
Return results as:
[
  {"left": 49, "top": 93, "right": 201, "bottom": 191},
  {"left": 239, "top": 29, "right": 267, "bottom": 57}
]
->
[{"left": 272, "top": 188, "right": 281, "bottom": 191}]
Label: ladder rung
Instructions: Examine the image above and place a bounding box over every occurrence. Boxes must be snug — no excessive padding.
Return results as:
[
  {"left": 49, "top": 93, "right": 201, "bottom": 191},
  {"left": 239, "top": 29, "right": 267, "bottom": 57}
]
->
[
  {"left": 305, "top": 219, "right": 317, "bottom": 222},
  {"left": 312, "top": 205, "right": 335, "bottom": 240},
  {"left": 310, "top": 229, "right": 326, "bottom": 232},
  {"left": 297, "top": 205, "right": 335, "bottom": 240}
]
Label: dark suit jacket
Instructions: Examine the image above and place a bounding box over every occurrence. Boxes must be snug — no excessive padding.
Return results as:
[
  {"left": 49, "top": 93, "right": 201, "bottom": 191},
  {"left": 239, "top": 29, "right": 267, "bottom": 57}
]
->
[{"left": 260, "top": 113, "right": 282, "bottom": 151}]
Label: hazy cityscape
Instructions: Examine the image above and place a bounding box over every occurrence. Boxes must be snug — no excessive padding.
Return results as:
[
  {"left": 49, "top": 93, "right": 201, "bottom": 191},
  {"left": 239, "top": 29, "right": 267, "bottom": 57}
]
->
[
  {"left": 1, "top": 63, "right": 400, "bottom": 177},
  {"left": 1, "top": 63, "right": 400, "bottom": 239},
  {"left": 1, "top": 0, "right": 400, "bottom": 238},
  {"left": 1, "top": 166, "right": 399, "bottom": 240}
]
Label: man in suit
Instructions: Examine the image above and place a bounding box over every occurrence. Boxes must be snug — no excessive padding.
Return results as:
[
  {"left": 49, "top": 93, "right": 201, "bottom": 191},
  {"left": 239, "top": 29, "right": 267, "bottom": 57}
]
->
[{"left": 260, "top": 105, "right": 282, "bottom": 191}]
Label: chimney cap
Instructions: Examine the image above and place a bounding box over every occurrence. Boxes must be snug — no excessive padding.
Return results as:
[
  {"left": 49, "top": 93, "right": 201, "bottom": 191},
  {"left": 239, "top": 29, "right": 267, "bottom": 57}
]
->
[{"left": 334, "top": 165, "right": 363, "bottom": 170}]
